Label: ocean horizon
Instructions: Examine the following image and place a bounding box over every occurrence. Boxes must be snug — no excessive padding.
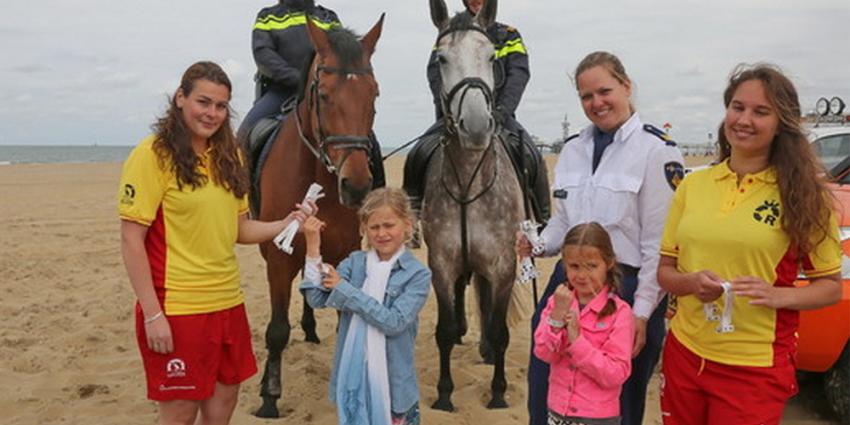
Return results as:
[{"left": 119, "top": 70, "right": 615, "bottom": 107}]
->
[{"left": 0, "top": 144, "right": 409, "bottom": 165}]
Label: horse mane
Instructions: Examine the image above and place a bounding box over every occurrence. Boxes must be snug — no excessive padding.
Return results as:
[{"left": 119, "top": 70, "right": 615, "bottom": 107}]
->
[
  {"left": 297, "top": 26, "right": 364, "bottom": 102},
  {"left": 447, "top": 11, "right": 477, "bottom": 33}
]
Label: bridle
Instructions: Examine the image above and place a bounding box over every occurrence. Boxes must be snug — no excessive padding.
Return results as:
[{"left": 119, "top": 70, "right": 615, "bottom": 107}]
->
[
  {"left": 295, "top": 61, "right": 374, "bottom": 175},
  {"left": 435, "top": 24, "right": 501, "bottom": 273},
  {"left": 436, "top": 26, "right": 495, "bottom": 138}
]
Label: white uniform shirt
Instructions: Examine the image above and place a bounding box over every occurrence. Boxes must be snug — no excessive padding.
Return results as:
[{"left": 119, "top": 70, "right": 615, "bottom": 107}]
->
[{"left": 541, "top": 113, "right": 684, "bottom": 319}]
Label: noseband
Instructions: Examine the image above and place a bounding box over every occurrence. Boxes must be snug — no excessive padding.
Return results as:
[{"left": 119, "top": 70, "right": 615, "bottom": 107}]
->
[
  {"left": 295, "top": 62, "right": 374, "bottom": 174},
  {"left": 436, "top": 26, "right": 495, "bottom": 138}
]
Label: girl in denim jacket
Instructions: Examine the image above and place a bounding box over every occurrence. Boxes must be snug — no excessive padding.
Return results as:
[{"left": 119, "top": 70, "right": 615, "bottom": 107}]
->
[
  {"left": 534, "top": 222, "right": 635, "bottom": 425},
  {"left": 300, "top": 187, "right": 431, "bottom": 425}
]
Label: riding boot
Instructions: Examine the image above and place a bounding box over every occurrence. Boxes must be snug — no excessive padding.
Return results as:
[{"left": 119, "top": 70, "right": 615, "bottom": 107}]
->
[
  {"left": 530, "top": 148, "right": 550, "bottom": 223},
  {"left": 369, "top": 131, "right": 386, "bottom": 189},
  {"left": 403, "top": 122, "right": 444, "bottom": 248}
]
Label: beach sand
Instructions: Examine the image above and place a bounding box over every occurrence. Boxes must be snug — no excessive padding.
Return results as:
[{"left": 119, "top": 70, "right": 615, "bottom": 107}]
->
[{"left": 0, "top": 155, "right": 840, "bottom": 424}]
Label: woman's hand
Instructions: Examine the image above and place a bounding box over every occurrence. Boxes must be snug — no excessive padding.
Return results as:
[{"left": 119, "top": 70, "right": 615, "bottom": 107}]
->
[
  {"left": 515, "top": 231, "right": 533, "bottom": 258},
  {"left": 321, "top": 263, "right": 341, "bottom": 290},
  {"left": 731, "top": 276, "right": 785, "bottom": 309},
  {"left": 145, "top": 313, "right": 173, "bottom": 354},
  {"left": 689, "top": 270, "right": 725, "bottom": 302},
  {"left": 297, "top": 200, "right": 319, "bottom": 217}
]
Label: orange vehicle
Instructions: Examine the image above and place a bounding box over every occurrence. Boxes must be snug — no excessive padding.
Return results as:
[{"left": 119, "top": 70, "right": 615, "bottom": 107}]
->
[{"left": 796, "top": 121, "right": 850, "bottom": 423}]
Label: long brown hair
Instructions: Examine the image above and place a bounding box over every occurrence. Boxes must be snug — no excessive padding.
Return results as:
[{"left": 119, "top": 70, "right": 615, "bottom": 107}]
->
[
  {"left": 562, "top": 222, "right": 622, "bottom": 319},
  {"left": 717, "top": 64, "right": 833, "bottom": 254},
  {"left": 151, "top": 61, "right": 249, "bottom": 198}
]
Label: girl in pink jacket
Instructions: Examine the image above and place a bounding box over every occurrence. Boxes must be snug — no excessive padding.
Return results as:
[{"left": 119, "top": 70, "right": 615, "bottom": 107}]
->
[{"left": 534, "top": 222, "right": 635, "bottom": 425}]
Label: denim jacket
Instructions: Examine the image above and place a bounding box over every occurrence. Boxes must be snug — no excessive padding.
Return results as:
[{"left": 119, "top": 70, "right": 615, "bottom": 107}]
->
[{"left": 299, "top": 250, "right": 432, "bottom": 413}]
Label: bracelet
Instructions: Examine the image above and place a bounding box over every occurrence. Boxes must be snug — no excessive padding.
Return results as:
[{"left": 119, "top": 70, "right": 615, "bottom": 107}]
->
[
  {"left": 547, "top": 316, "right": 566, "bottom": 329},
  {"left": 144, "top": 311, "right": 163, "bottom": 325}
]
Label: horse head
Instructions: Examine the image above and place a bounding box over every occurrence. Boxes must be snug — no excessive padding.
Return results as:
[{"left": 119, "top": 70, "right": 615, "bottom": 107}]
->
[
  {"left": 430, "top": 0, "right": 498, "bottom": 150},
  {"left": 302, "top": 15, "right": 384, "bottom": 207}
]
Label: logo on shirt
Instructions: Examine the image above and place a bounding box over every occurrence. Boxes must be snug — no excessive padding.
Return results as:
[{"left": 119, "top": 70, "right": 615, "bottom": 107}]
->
[
  {"left": 664, "top": 162, "right": 684, "bottom": 191},
  {"left": 166, "top": 358, "right": 187, "bottom": 378},
  {"left": 120, "top": 184, "right": 136, "bottom": 206},
  {"left": 753, "top": 200, "right": 781, "bottom": 227}
]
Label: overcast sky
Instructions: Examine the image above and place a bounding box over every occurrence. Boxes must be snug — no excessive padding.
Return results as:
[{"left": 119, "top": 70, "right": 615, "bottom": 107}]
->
[{"left": 2, "top": 0, "right": 848, "bottom": 147}]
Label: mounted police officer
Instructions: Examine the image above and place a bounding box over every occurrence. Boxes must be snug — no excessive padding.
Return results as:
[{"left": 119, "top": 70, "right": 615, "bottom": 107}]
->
[
  {"left": 403, "top": 0, "right": 550, "bottom": 225},
  {"left": 239, "top": 0, "right": 385, "bottom": 188}
]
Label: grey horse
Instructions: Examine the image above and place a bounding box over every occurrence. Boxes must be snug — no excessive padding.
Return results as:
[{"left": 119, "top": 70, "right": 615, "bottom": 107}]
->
[{"left": 422, "top": 0, "right": 525, "bottom": 411}]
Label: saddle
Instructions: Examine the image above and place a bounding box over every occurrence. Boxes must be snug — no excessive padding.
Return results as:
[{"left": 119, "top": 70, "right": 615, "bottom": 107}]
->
[{"left": 244, "top": 99, "right": 298, "bottom": 215}]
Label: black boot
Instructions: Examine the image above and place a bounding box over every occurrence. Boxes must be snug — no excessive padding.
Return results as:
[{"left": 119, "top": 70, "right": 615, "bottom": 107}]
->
[
  {"left": 402, "top": 123, "right": 443, "bottom": 248},
  {"left": 369, "top": 131, "right": 386, "bottom": 189}
]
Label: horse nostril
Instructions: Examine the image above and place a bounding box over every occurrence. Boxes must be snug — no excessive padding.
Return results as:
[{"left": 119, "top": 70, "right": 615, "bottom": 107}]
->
[
  {"left": 340, "top": 178, "right": 349, "bottom": 191},
  {"left": 458, "top": 119, "right": 466, "bottom": 133}
]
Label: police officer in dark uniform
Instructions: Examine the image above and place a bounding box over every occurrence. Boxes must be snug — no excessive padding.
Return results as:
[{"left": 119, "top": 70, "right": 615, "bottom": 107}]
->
[
  {"left": 403, "top": 0, "right": 549, "bottom": 223},
  {"left": 239, "top": 0, "right": 385, "bottom": 188}
]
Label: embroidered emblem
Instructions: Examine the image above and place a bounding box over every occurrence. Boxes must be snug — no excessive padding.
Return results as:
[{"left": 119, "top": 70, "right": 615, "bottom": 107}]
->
[
  {"left": 664, "top": 162, "right": 685, "bottom": 191},
  {"left": 753, "top": 200, "right": 781, "bottom": 227},
  {"left": 120, "top": 184, "right": 136, "bottom": 206}
]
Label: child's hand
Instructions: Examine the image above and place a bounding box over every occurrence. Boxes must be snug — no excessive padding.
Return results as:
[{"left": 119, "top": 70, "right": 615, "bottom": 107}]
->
[
  {"left": 303, "top": 217, "right": 325, "bottom": 257},
  {"left": 566, "top": 311, "right": 580, "bottom": 343},
  {"left": 553, "top": 283, "right": 574, "bottom": 311},
  {"left": 321, "top": 263, "right": 341, "bottom": 290}
]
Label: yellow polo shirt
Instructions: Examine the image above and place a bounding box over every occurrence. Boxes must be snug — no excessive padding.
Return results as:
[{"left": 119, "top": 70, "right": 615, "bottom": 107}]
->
[
  {"left": 660, "top": 160, "right": 841, "bottom": 367},
  {"left": 118, "top": 135, "right": 249, "bottom": 315}
]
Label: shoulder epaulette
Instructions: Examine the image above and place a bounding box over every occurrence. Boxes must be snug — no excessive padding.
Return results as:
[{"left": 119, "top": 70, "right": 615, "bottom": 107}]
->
[
  {"left": 563, "top": 134, "right": 580, "bottom": 144},
  {"left": 643, "top": 124, "right": 676, "bottom": 147}
]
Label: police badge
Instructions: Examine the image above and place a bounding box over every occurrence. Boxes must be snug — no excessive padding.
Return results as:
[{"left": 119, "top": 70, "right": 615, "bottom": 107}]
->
[{"left": 664, "top": 162, "right": 685, "bottom": 191}]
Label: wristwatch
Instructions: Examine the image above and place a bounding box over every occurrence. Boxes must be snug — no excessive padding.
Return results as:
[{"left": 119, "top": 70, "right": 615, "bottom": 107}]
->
[{"left": 548, "top": 316, "right": 566, "bottom": 329}]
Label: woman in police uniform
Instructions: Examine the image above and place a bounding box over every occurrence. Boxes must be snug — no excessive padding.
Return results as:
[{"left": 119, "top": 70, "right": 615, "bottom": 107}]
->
[
  {"left": 656, "top": 64, "right": 841, "bottom": 424},
  {"left": 517, "top": 51, "right": 684, "bottom": 425},
  {"left": 119, "top": 61, "right": 312, "bottom": 424}
]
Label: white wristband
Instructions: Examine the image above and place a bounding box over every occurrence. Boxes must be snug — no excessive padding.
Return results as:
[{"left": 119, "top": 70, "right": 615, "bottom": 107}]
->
[{"left": 144, "top": 311, "right": 163, "bottom": 325}]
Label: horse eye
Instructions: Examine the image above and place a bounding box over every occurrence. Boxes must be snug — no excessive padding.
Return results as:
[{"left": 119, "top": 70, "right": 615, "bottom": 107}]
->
[{"left": 436, "top": 54, "right": 447, "bottom": 65}]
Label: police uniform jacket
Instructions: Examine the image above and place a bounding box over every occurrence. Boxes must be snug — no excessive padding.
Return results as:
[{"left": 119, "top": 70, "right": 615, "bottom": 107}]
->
[
  {"left": 541, "top": 113, "right": 685, "bottom": 319},
  {"left": 252, "top": 1, "right": 340, "bottom": 99},
  {"left": 427, "top": 12, "right": 530, "bottom": 119}
]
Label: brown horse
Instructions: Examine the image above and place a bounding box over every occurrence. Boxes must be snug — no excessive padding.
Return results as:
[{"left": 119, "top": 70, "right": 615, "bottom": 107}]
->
[{"left": 253, "top": 16, "right": 384, "bottom": 418}]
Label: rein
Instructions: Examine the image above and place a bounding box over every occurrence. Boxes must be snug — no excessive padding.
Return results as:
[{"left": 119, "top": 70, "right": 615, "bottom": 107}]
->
[
  {"left": 294, "top": 62, "right": 374, "bottom": 175},
  {"left": 439, "top": 132, "right": 500, "bottom": 276}
]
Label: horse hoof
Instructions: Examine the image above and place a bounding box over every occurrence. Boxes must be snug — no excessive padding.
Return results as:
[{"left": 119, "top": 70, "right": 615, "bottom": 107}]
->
[
  {"left": 304, "top": 333, "right": 321, "bottom": 344},
  {"left": 431, "top": 398, "right": 455, "bottom": 412},
  {"left": 486, "top": 397, "right": 508, "bottom": 409},
  {"left": 254, "top": 398, "right": 280, "bottom": 418}
]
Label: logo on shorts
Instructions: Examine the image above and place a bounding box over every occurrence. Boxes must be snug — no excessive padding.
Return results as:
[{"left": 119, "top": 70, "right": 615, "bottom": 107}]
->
[
  {"left": 166, "top": 358, "right": 187, "bottom": 378},
  {"left": 120, "top": 184, "right": 136, "bottom": 206}
]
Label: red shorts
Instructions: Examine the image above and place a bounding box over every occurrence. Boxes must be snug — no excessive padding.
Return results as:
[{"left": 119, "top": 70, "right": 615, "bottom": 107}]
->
[
  {"left": 135, "top": 303, "right": 257, "bottom": 401},
  {"left": 659, "top": 332, "right": 797, "bottom": 425}
]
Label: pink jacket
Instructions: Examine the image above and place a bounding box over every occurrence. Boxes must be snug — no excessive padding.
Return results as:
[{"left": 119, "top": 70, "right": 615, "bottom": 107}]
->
[{"left": 533, "top": 287, "right": 634, "bottom": 419}]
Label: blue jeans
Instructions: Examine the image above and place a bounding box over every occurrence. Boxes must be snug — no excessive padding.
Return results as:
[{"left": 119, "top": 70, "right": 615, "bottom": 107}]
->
[
  {"left": 528, "top": 260, "right": 666, "bottom": 425},
  {"left": 237, "top": 89, "right": 287, "bottom": 143}
]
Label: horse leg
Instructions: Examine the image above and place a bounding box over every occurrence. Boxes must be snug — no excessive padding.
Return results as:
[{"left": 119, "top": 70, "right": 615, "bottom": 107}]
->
[
  {"left": 474, "top": 275, "right": 495, "bottom": 364},
  {"left": 485, "top": 280, "right": 512, "bottom": 409},
  {"left": 255, "top": 259, "right": 297, "bottom": 418},
  {"left": 300, "top": 298, "right": 320, "bottom": 343},
  {"left": 453, "top": 273, "right": 470, "bottom": 345},
  {"left": 432, "top": 283, "right": 457, "bottom": 412}
]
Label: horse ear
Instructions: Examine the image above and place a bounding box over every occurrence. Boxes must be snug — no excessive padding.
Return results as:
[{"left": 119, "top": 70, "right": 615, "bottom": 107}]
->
[
  {"left": 305, "top": 16, "right": 331, "bottom": 59},
  {"left": 429, "top": 0, "right": 449, "bottom": 31},
  {"left": 361, "top": 13, "right": 385, "bottom": 58},
  {"left": 477, "top": 0, "right": 497, "bottom": 28}
]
